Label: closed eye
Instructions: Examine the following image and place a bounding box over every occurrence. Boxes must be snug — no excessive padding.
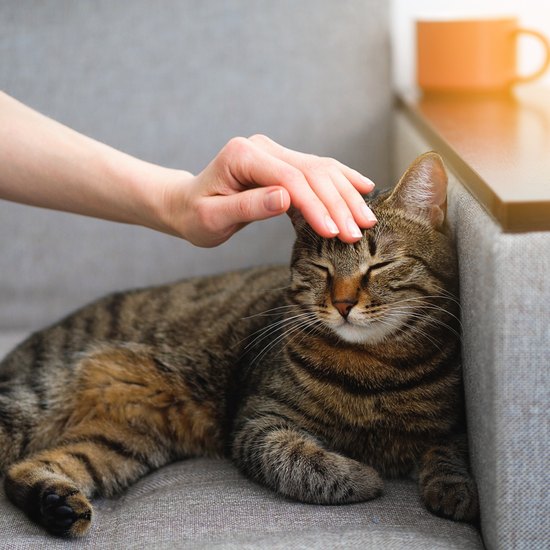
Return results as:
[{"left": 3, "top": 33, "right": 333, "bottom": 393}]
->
[
  {"left": 311, "top": 263, "right": 332, "bottom": 279},
  {"left": 361, "top": 260, "right": 395, "bottom": 286}
]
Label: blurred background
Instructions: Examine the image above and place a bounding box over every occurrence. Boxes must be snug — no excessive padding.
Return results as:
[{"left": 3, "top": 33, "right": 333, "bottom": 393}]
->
[{"left": 392, "top": 0, "right": 550, "bottom": 90}]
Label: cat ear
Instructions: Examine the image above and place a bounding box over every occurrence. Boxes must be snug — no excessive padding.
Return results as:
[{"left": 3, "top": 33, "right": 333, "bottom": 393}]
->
[
  {"left": 286, "top": 205, "right": 307, "bottom": 233},
  {"left": 387, "top": 152, "right": 448, "bottom": 227}
]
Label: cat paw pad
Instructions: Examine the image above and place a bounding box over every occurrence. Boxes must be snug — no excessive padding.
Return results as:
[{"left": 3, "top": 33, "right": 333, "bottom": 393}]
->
[{"left": 40, "top": 486, "right": 92, "bottom": 536}]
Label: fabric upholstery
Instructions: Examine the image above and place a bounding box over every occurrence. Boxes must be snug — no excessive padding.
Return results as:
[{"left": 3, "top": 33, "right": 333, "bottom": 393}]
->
[
  {"left": 0, "top": 455, "right": 483, "bottom": 550},
  {"left": 449, "top": 183, "right": 550, "bottom": 550}
]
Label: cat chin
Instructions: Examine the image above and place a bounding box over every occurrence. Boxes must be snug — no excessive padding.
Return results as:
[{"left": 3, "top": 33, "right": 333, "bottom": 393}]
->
[{"left": 330, "top": 321, "right": 393, "bottom": 345}]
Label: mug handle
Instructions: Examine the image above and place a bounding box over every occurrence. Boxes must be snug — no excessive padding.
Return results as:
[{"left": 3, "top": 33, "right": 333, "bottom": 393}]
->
[{"left": 512, "top": 28, "right": 550, "bottom": 84}]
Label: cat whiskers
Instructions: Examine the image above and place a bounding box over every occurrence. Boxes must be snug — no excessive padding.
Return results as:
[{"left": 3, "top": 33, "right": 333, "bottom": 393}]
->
[
  {"left": 288, "top": 313, "right": 325, "bottom": 350},
  {"left": 237, "top": 302, "right": 317, "bottom": 344},
  {"left": 432, "top": 286, "right": 462, "bottom": 310},
  {"left": 356, "top": 303, "right": 446, "bottom": 351},
  {"left": 375, "top": 312, "right": 444, "bottom": 351},
  {"left": 249, "top": 313, "right": 322, "bottom": 367},
  {"left": 377, "top": 302, "right": 460, "bottom": 350},
  {"left": 386, "top": 306, "right": 462, "bottom": 340},
  {"left": 240, "top": 311, "right": 316, "bottom": 353},
  {"left": 240, "top": 303, "right": 302, "bottom": 320},
  {"left": 386, "top": 295, "right": 463, "bottom": 331}
]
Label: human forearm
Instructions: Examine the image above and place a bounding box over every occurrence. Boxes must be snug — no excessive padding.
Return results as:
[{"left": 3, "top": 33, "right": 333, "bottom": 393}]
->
[{"left": 0, "top": 91, "right": 190, "bottom": 231}]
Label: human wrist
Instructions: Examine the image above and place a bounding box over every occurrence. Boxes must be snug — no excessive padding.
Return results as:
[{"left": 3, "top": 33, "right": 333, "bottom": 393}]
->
[
  {"left": 122, "top": 157, "right": 195, "bottom": 239},
  {"left": 81, "top": 132, "right": 197, "bottom": 240}
]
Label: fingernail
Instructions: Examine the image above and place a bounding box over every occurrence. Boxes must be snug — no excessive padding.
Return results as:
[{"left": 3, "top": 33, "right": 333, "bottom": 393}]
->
[
  {"left": 361, "top": 204, "right": 377, "bottom": 223},
  {"left": 347, "top": 218, "right": 362, "bottom": 238},
  {"left": 264, "top": 189, "right": 285, "bottom": 212},
  {"left": 325, "top": 215, "right": 339, "bottom": 235},
  {"left": 361, "top": 175, "right": 376, "bottom": 189}
]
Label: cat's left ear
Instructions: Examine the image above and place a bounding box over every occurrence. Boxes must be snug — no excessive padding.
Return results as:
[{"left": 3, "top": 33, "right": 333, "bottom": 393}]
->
[
  {"left": 387, "top": 152, "right": 448, "bottom": 228},
  {"left": 286, "top": 205, "right": 307, "bottom": 233}
]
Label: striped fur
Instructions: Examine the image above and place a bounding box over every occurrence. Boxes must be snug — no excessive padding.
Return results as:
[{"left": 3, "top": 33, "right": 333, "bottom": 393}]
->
[{"left": 0, "top": 153, "right": 478, "bottom": 536}]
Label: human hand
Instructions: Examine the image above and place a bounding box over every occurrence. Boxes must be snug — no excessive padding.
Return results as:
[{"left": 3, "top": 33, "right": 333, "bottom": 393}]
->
[
  {"left": 0, "top": 94, "right": 376, "bottom": 246},
  {"left": 159, "top": 135, "right": 377, "bottom": 247}
]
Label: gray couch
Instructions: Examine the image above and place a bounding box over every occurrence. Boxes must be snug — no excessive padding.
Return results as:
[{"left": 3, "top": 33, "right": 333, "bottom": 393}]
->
[{"left": 0, "top": 1, "right": 521, "bottom": 548}]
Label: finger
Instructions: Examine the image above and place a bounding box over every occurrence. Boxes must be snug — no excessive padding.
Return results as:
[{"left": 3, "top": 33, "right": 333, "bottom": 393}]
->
[
  {"left": 208, "top": 186, "right": 291, "bottom": 230},
  {"left": 220, "top": 138, "right": 340, "bottom": 238},
  {"left": 249, "top": 134, "right": 376, "bottom": 194},
  {"left": 215, "top": 137, "right": 298, "bottom": 192},
  {"left": 340, "top": 166, "right": 376, "bottom": 194},
  {"left": 306, "top": 174, "right": 363, "bottom": 243},
  {"left": 249, "top": 135, "right": 376, "bottom": 236},
  {"left": 331, "top": 171, "right": 377, "bottom": 229}
]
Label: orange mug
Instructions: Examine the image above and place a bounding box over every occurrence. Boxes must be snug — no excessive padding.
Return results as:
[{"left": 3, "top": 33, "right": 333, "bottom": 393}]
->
[{"left": 416, "top": 17, "right": 550, "bottom": 92}]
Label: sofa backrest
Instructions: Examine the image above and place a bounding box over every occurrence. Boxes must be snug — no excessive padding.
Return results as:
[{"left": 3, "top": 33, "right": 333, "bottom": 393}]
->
[{"left": 0, "top": 1, "right": 390, "bottom": 331}]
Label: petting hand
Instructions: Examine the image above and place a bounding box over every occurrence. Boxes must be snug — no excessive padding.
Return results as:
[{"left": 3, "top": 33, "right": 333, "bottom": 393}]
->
[
  {"left": 0, "top": 93, "right": 376, "bottom": 248},
  {"left": 160, "top": 134, "right": 377, "bottom": 247}
]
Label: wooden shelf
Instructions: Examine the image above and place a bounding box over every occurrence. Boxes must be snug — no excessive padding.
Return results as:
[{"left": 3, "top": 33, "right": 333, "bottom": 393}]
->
[{"left": 397, "top": 86, "right": 550, "bottom": 232}]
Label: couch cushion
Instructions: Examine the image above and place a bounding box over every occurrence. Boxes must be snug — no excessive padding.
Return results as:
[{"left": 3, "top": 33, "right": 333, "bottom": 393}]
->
[{"left": 0, "top": 458, "right": 483, "bottom": 549}]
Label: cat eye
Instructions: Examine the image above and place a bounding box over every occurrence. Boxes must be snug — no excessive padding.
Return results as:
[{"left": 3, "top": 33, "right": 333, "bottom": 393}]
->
[
  {"left": 361, "top": 260, "right": 395, "bottom": 286},
  {"left": 311, "top": 263, "right": 332, "bottom": 279},
  {"left": 369, "top": 260, "right": 395, "bottom": 272}
]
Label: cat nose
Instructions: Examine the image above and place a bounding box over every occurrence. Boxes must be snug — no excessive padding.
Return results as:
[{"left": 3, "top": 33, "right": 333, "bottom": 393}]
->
[{"left": 333, "top": 300, "right": 357, "bottom": 319}]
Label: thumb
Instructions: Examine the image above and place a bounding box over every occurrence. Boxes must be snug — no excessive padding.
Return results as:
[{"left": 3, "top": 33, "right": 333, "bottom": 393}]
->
[{"left": 214, "top": 186, "right": 291, "bottom": 228}]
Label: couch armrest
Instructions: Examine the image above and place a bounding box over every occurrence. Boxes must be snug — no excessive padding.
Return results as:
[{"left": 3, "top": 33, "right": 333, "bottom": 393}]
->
[{"left": 394, "top": 108, "right": 550, "bottom": 550}]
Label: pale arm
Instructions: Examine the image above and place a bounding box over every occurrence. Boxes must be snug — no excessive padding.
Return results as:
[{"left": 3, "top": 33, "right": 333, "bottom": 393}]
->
[{"left": 0, "top": 92, "right": 376, "bottom": 247}]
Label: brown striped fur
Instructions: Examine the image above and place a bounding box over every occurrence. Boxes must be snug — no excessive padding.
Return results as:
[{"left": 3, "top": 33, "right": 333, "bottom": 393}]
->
[{"left": 0, "top": 153, "right": 478, "bottom": 536}]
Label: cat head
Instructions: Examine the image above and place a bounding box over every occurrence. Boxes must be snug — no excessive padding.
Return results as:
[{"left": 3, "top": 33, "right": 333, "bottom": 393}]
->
[{"left": 288, "top": 152, "right": 458, "bottom": 346}]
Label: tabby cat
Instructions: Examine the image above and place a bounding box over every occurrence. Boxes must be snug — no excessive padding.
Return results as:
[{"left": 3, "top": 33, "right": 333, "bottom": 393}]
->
[{"left": 0, "top": 152, "right": 478, "bottom": 536}]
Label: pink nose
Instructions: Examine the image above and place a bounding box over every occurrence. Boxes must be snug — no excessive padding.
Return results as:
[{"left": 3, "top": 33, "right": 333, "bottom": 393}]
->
[{"left": 333, "top": 300, "right": 357, "bottom": 319}]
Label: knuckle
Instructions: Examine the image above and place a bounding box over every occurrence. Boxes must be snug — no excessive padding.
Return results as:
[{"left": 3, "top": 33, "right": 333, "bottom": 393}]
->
[
  {"left": 223, "top": 136, "right": 251, "bottom": 159},
  {"left": 284, "top": 166, "right": 308, "bottom": 190},
  {"left": 302, "top": 153, "right": 320, "bottom": 169},
  {"left": 321, "top": 156, "right": 341, "bottom": 172},
  {"left": 248, "top": 133, "right": 269, "bottom": 145},
  {"left": 236, "top": 193, "right": 255, "bottom": 220},
  {"left": 302, "top": 154, "right": 340, "bottom": 175},
  {"left": 332, "top": 196, "right": 350, "bottom": 214}
]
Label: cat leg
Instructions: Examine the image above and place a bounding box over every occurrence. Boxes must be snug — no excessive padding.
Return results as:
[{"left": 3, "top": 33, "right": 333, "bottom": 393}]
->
[
  {"left": 4, "top": 420, "right": 170, "bottom": 537},
  {"left": 418, "top": 435, "right": 479, "bottom": 522},
  {"left": 232, "top": 414, "right": 383, "bottom": 504},
  {"left": 4, "top": 344, "right": 218, "bottom": 537},
  {"left": 0, "top": 389, "right": 36, "bottom": 471}
]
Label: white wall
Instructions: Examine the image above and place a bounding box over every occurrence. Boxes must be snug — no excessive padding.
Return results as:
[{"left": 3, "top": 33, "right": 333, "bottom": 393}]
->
[{"left": 391, "top": 0, "right": 550, "bottom": 91}]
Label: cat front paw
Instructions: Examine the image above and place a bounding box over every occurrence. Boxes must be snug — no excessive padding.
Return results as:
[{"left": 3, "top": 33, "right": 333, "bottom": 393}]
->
[
  {"left": 35, "top": 482, "right": 92, "bottom": 537},
  {"left": 421, "top": 475, "right": 479, "bottom": 523}
]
